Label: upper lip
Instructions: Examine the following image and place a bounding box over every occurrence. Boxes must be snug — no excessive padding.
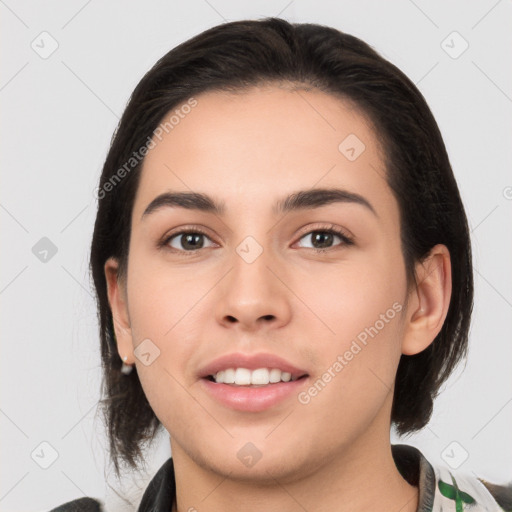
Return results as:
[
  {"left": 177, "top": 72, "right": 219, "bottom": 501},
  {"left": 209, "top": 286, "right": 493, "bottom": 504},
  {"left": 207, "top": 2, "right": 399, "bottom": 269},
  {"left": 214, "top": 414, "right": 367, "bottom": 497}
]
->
[{"left": 198, "top": 352, "right": 309, "bottom": 380}]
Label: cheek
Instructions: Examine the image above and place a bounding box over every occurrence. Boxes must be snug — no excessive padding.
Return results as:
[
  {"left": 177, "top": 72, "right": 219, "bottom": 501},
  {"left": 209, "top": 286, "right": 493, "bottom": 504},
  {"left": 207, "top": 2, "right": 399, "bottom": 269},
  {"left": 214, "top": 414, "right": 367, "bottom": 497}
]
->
[
  {"left": 294, "top": 251, "right": 406, "bottom": 403},
  {"left": 125, "top": 258, "right": 208, "bottom": 429},
  {"left": 126, "top": 241, "right": 195, "bottom": 338},
  {"left": 296, "top": 272, "right": 405, "bottom": 438},
  {"left": 125, "top": 247, "right": 217, "bottom": 389},
  {"left": 298, "top": 254, "right": 406, "bottom": 346}
]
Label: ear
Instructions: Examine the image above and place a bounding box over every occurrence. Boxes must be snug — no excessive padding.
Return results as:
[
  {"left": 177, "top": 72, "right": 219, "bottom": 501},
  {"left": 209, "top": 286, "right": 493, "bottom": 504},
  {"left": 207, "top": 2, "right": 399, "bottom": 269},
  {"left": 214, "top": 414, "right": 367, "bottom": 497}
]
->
[
  {"left": 401, "top": 244, "right": 452, "bottom": 356},
  {"left": 104, "top": 257, "right": 135, "bottom": 365}
]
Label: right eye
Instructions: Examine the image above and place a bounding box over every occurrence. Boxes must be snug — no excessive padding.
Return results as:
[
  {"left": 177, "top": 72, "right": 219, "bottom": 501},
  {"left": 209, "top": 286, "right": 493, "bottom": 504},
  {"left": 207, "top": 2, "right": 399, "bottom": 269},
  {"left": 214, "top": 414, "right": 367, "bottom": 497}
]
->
[{"left": 163, "top": 230, "right": 217, "bottom": 252}]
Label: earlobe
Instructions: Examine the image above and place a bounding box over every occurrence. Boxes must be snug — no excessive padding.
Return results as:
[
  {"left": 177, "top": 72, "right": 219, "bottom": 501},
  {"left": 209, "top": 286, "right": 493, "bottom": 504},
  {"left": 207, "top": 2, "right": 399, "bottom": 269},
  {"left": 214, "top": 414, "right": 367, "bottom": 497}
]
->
[
  {"left": 401, "top": 244, "right": 452, "bottom": 356},
  {"left": 104, "top": 258, "right": 135, "bottom": 365}
]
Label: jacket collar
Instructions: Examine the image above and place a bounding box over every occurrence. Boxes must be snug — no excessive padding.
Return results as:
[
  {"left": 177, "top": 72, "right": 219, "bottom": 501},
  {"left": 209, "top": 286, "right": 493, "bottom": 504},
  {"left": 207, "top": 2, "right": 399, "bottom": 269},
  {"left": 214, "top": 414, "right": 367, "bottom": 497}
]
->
[{"left": 137, "top": 457, "right": 175, "bottom": 512}]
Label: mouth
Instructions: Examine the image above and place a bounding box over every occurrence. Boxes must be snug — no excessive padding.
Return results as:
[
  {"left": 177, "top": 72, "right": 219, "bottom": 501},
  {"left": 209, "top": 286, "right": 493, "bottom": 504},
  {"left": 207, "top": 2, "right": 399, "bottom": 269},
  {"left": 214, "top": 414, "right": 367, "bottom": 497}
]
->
[{"left": 198, "top": 352, "right": 310, "bottom": 412}]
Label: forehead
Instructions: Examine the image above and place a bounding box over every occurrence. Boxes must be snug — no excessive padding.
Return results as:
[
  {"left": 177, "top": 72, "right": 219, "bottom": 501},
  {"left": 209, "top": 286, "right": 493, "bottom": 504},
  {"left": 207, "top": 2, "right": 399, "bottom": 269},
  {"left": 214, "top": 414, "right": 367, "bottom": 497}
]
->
[{"left": 132, "top": 86, "right": 395, "bottom": 223}]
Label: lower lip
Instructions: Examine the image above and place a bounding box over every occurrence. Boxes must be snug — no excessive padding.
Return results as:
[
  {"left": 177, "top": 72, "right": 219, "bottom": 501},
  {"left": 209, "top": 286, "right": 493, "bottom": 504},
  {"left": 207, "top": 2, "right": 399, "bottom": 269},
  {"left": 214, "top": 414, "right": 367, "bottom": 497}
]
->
[{"left": 199, "top": 377, "right": 309, "bottom": 412}]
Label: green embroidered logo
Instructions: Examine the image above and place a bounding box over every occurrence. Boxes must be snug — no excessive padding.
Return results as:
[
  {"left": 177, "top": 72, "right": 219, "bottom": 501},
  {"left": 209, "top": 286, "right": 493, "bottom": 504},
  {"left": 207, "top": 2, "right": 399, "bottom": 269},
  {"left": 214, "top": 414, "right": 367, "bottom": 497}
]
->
[{"left": 438, "top": 474, "right": 476, "bottom": 512}]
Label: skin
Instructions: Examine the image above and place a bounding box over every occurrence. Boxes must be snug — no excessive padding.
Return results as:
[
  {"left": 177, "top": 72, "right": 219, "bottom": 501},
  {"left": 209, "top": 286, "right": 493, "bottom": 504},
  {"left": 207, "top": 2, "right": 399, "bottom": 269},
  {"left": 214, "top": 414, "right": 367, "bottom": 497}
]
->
[{"left": 105, "top": 85, "right": 452, "bottom": 512}]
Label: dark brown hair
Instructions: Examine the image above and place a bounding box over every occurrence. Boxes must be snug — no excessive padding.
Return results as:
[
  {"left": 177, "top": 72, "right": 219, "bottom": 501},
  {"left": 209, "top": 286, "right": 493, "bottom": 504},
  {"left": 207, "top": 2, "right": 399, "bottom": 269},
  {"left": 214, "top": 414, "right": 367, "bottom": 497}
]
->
[{"left": 90, "top": 17, "right": 473, "bottom": 477}]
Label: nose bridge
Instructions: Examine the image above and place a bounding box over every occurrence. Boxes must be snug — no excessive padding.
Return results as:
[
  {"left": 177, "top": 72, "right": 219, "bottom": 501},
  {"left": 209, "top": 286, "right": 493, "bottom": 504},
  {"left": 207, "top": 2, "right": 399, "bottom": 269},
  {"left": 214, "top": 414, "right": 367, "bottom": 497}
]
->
[{"left": 214, "top": 232, "right": 291, "bottom": 329}]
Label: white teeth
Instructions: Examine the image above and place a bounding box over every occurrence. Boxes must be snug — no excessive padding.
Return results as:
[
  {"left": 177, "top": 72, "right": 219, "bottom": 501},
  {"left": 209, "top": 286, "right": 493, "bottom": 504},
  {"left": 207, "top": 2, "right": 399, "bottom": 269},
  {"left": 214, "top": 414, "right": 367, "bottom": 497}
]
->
[
  {"left": 234, "top": 368, "right": 251, "bottom": 385},
  {"left": 269, "top": 368, "right": 281, "bottom": 383},
  {"left": 213, "top": 368, "right": 299, "bottom": 385},
  {"left": 223, "top": 368, "right": 235, "bottom": 384},
  {"left": 281, "top": 372, "right": 292, "bottom": 382},
  {"left": 251, "top": 368, "right": 269, "bottom": 385}
]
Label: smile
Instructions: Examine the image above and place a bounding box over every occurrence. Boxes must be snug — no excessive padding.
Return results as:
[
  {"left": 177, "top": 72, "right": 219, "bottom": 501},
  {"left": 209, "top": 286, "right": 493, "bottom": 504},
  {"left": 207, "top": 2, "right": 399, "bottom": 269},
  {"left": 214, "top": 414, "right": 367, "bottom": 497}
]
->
[{"left": 207, "top": 367, "right": 307, "bottom": 386}]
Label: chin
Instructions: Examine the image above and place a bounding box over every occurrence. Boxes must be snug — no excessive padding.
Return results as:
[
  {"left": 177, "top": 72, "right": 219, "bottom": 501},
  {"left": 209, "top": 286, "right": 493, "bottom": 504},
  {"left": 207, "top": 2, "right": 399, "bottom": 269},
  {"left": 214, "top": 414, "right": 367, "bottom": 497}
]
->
[{"left": 182, "top": 434, "right": 322, "bottom": 485}]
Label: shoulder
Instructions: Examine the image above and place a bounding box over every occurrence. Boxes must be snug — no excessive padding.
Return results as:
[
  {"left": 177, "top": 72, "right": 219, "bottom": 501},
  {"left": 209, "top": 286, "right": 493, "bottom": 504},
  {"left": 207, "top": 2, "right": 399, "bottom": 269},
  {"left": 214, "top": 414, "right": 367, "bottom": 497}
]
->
[
  {"left": 427, "top": 454, "right": 512, "bottom": 511},
  {"left": 48, "top": 458, "right": 175, "bottom": 512},
  {"left": 392, "top": 444, "right": 512, "bottom": 511},
  {"left": 48, "top": 496, "right": 104, "bottom": 512}
]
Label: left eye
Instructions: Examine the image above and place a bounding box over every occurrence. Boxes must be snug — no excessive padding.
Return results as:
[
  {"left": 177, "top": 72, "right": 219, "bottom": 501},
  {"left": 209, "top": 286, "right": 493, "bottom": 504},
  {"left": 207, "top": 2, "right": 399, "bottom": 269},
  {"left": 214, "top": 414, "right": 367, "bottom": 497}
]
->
[{"left": 296, "top": 229, "right": 352, "bottom": 251}]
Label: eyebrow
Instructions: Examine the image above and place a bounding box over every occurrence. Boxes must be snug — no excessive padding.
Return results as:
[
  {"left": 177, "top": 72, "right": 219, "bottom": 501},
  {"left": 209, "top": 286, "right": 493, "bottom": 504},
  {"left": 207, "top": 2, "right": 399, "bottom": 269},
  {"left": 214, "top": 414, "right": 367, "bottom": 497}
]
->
[{"left": 141, "top": 188, "right": 377, "bottom": 220}]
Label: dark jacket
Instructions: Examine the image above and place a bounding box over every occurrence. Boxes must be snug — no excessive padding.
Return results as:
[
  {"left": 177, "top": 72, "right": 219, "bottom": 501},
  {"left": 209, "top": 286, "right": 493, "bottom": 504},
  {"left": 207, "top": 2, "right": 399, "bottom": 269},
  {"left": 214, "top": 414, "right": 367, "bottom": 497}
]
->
[{"left": 49, "top": 444, "right": 512, "bottom": 511}]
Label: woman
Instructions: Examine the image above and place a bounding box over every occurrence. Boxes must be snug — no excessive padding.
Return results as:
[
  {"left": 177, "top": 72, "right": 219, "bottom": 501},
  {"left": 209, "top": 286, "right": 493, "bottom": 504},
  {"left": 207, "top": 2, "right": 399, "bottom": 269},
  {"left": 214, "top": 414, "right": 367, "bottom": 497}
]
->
[{"left": 51, "top": 17, "right": 511, "bottom": 512}]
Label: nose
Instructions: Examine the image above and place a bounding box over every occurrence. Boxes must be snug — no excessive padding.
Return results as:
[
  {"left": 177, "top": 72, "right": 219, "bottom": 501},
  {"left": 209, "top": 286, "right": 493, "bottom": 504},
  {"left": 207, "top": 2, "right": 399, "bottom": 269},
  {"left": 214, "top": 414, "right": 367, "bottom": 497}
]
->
[{"left": 214, "top": 245, "right": 292, "bottom": 333}]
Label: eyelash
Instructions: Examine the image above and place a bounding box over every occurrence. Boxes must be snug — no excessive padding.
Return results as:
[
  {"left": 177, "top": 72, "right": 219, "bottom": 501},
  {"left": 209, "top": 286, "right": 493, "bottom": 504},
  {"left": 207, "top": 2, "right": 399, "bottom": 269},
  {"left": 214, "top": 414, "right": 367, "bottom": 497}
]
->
[{"left": 158, "top": 224, "right": 354, "bottom": 256}]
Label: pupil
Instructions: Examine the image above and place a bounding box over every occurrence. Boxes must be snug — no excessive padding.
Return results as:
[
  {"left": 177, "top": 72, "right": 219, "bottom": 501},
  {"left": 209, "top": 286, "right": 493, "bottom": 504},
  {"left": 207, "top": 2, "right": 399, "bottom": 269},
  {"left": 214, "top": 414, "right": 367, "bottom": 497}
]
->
[
  {"left": 182, "top": 233, "right": 203, "bottom": 250},
  {"left": 313, "top": 232, "right": 333, "bottom": 248}
]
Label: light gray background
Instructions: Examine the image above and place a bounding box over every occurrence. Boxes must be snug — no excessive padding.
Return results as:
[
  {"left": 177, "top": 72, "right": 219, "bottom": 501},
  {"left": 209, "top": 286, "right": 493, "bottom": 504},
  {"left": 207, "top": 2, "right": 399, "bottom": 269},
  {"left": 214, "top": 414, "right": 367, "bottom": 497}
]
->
[{"left": 1, "top": 1, "right": 511, "bottom": 511}]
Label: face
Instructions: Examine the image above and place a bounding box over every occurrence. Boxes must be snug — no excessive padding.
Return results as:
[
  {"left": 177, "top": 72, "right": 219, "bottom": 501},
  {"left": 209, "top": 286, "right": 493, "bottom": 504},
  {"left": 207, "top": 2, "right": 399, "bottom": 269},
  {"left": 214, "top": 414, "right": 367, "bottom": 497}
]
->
[{"left": 108, "top": 85, "right": 425, "bottom": 482}]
